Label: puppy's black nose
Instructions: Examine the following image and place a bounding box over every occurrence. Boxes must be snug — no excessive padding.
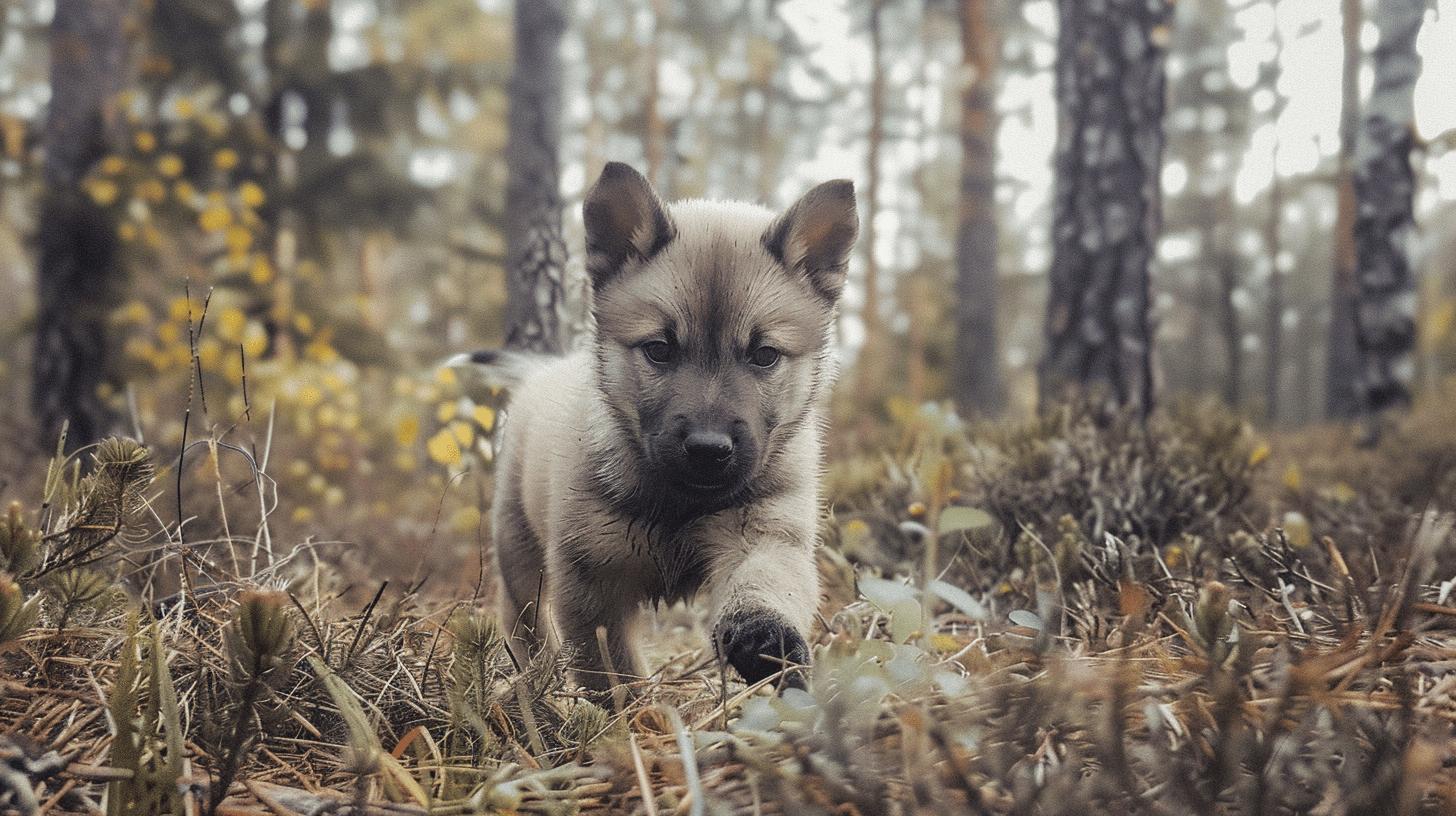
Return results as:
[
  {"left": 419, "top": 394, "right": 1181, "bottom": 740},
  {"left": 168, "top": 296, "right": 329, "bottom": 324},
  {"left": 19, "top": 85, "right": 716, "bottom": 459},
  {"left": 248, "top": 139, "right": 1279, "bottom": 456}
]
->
[{"left": 684, "top": 430, "right": 734, "bottom": 467}]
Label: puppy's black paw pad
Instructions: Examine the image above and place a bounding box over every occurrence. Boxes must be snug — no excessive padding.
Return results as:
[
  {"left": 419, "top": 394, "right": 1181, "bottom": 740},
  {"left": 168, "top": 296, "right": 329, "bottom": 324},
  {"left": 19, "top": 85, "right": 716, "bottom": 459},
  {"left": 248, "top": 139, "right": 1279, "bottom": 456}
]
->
[{"left": 714, "top": 611, "right": 809, "bottom": 690}]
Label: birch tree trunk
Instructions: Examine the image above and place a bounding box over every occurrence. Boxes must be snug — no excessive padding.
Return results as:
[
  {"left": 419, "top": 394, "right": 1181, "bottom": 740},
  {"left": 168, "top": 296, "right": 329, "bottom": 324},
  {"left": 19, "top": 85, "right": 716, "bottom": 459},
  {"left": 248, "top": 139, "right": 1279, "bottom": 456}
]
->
[
  {"left": 1353, "top": 0, "right": 1425, "bottom": 421},
  {"left": 1324, "top": 0, "right": 1362, "bottom": 419},
  {"left": 1039, "top": 0, "right": 1172, "bottom": 417},
  {"left": 504, "top": 0, "right": 571, "bottom": 354},
  {"left": 32, "top": 0, "right": 130, "bottom": 450},
  {"left": 951, "top": 0, "right": 1005, "bottom": 417}
]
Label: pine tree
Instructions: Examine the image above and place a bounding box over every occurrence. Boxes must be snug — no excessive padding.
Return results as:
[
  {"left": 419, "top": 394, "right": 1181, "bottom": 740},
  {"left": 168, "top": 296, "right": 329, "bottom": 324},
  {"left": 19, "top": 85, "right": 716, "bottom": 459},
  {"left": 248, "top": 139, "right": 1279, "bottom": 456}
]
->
[
  {"left": 1039, "top": 0, "right": 1173, "bottom": 416},
  {"left": 33, "top": 0, "right": 131, "bottom": 450}
]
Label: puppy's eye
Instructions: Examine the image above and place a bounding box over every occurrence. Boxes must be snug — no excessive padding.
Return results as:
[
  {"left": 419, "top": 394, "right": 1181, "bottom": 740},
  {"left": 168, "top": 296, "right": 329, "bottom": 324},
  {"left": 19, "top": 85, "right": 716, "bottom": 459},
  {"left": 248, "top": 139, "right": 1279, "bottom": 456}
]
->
[
  {"left": 641, "top": 340, "right": 674, "bottom": 365},
  {"left": 748, "top": 346, "right": 781, "bottom": 368}
]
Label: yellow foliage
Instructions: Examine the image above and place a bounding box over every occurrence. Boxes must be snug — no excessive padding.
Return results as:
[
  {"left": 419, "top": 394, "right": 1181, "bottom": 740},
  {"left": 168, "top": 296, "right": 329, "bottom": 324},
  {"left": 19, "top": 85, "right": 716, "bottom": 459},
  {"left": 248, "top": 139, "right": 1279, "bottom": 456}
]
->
[
  {"left": 426, "top": 428, "right": 462, "bottom": 466},
  {"left": 225, "top": 225, "right": 252, "bottom": 253},
  {"left": 450, "top": 506, "right": 482, "bottom": 534},
  {"left": 217, "top": 307, "right": 247, "bottom": 342},
  {"left": 117, "top": 222, "right": 138, "bottom": 242},
  {"left": 115, "top": 300, "right": 150, "bottom": 324},
  {"left": 213, "top": 148, "right": 239, "bottom": 171},
  {"left": 436, "top": 401, "right": 457, "bottom": 423},
  {"left": 157, "top": 322, "right": 180, "bottom": 345},
  {"left": 134, "top": 131, "right": 157, "bottom": 153},
  {"left": 450, "top": 421, "right": 475, "bottom": 448},
  {"left": 99, "top": 155, "right": 126, "bottom": 175},
  {"left": 199, "top": 205, "right": 232, "bottom": 233},
  {"left": 242, "top": 322, "right": 268, "bottom": 358},
  {"left": 197, "top": 337, "right": 222, "bottom": 370},
  {"left": 1282, "top": 464, "right": 1303, "bottom": 492},
  {"left": 435, "top": 367, "right": 458, "bottom": 387},
  {"left": 305, "top": 340, "right": 338, "bottom": 364},
  {"left": 85, "top": 178, "right": 120, "bottom": 206},
  {"left": 296, "top": 384, "right": 324, "bottom": 409},
  {"left": 167, "top": 297, "right": 195, "bottom": 323},
  {"left": 173, "top": 180, "right": 197, "bottom": 205},
  {"left": 156, "top": 154, "right": 184, "bottom": 178},
  {"left": 395, "top": 416, "right": 421, "bottom": 446},
  {"left": 239, "top": 181, "right": 266, "bottom": 208},
  {"left": 1248, "top": 442, "right": 1271, "bottom": 467},
  {"left": 136, "top": 178, "right": 167, "bottom": 204},
  {"left": 172, "top": 97, "right": 196, "bottom": 119},
  {"left": 249, "top": 255, "right": 275, "bottom": 285},
  {"left": 472, "top": 404, "right": 496, "bottom": 431}
]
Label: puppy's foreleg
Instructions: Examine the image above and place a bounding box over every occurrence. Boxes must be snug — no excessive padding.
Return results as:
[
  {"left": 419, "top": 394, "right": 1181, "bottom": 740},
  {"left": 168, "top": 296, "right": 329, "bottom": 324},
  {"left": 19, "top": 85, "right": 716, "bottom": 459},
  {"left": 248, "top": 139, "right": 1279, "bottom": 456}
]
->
[
  {"left": 551, "top": 567, "right": 644, "bottom": 695},
  {"left": 704, "top": 533, "right": 819, "bottom": 690}
]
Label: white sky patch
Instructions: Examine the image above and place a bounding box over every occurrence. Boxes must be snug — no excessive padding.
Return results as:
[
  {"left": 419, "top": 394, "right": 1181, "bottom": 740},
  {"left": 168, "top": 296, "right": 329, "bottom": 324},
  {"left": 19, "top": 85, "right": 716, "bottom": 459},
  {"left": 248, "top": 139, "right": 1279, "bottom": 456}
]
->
[{"left": 1416, "top": 1, "right": 1456, "bottom": 139}]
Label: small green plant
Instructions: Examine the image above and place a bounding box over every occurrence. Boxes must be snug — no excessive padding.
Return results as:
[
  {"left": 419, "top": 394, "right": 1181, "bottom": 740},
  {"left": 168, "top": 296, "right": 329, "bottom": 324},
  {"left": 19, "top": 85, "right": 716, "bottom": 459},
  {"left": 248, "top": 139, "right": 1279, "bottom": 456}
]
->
[
  {"left": 207, "top": 590, "right": 296, "bottom": 816},
  {"left": 0, "top": 573, "right": 41, "bottom": 648}
]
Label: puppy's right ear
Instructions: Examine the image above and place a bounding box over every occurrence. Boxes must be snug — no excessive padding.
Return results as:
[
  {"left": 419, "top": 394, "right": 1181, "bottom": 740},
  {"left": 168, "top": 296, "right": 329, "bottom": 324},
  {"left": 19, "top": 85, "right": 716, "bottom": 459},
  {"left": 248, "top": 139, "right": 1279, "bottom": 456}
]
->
[{"left": 583, "top": 162, "right": 676, "bottom": 289}]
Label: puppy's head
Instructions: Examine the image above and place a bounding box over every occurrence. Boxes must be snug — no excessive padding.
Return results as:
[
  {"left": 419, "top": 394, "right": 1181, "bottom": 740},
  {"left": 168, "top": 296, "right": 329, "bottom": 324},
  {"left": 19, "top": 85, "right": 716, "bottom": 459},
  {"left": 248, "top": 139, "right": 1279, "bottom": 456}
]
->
[{"left": 584, "top": 162, "right": 857, "bottom": 506}]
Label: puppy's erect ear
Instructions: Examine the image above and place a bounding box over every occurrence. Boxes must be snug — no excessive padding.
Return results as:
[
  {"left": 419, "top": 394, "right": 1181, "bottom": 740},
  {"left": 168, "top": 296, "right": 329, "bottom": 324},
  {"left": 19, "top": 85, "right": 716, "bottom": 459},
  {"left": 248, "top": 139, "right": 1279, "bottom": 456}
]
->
[
  {"left": 762, "top": 179, "right": 858, "bottom": 303},
  {"left": 583, "top": 162, "right": 676, "bottom": 289}
]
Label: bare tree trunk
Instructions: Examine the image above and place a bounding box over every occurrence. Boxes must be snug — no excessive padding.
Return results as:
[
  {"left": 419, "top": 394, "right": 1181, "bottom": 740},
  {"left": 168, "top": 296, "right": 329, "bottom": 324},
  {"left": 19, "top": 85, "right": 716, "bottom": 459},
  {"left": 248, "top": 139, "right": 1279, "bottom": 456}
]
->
[
  {"left": 1218, "top": 256, "right": 1242, "bottom": 406},
  {"left": 504, "top": 0, "right": 571, "bottom": 354},
  {"left": 1263, "top": 14, "right": 1285, "bottom": 424},
  {"left": 1264, "top": 170, "right": 1283, "bottom": 424},
  {"left": 643, "top": 0, "right": 667, "bottom": 190},
  {"left": 1039, "top": 0, "right": 1171, "bottom": 417},
  {"left": 33, "top": 0, "right": 130, "bottom": 450},
  {"left": 1353, "top": 0, "right": 1425, "bottom": 423},
  {"left": 951, "top": 0, "right": 1005, "bottom": 417},
  {"left": 1325, "top": 0, "right": 1362, "bottom": 419},
  {"left": 857, "top": 0, "right": 886, "bottom": 397}
]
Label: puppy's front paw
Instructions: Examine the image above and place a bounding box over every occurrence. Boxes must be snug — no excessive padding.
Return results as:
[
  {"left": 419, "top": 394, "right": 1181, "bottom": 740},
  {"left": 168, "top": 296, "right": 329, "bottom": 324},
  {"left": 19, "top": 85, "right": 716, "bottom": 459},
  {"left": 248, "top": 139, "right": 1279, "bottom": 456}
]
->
[{"left": 713, "top": 610, "right": 810, "bottom": 691}]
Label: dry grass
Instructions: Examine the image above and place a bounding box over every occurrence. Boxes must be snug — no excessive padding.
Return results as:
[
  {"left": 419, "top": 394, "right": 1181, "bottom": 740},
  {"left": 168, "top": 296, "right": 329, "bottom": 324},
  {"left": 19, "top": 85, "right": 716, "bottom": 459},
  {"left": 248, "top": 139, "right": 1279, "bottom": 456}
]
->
[{"left": 3, "top": 399, "right": 1456, "bottom": 815}]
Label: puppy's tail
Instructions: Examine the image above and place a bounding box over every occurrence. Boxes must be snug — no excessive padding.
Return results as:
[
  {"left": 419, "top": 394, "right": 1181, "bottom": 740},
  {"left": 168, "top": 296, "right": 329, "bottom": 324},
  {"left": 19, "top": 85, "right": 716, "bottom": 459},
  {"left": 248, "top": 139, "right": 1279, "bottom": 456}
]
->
[{"left": 441, "top": 349, "right": 554, "bottom": 393}]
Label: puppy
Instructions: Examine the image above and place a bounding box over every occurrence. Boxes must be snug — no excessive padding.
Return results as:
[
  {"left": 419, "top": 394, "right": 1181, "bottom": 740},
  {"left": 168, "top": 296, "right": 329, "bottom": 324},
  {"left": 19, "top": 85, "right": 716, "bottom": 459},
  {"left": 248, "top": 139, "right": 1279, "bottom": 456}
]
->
[{"left": 486, "top": 162, "right": 856, "bottom": 693}]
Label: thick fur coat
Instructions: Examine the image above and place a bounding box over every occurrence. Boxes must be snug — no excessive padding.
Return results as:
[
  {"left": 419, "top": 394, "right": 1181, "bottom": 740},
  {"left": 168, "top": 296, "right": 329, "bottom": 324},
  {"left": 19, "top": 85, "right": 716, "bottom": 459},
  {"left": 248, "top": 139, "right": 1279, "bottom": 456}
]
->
[{"left": 489, "top": 162, "right": 857, "bottom": 693}]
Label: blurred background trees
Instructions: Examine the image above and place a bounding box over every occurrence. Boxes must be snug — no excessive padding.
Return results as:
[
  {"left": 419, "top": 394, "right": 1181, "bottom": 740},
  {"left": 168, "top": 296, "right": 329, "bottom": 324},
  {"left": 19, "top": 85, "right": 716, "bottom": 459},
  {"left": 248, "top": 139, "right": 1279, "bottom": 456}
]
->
[{"left": 1, "top": 0, "right": 1454, "bottom": 521}]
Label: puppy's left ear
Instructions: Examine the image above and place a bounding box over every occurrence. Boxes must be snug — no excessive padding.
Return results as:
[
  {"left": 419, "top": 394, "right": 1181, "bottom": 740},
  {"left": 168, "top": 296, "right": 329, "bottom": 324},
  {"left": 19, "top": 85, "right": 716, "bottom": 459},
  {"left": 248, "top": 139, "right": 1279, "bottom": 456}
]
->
[{"left": 762, "top": 179, "right": 858, "bottom": 303}]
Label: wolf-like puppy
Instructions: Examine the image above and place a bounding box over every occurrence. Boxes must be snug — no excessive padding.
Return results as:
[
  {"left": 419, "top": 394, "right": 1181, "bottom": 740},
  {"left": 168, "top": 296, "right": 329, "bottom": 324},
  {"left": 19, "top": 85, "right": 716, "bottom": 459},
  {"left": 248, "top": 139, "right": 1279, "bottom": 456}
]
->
[{"left": 489, "top": 162, "right": 856, "bottom": 693}]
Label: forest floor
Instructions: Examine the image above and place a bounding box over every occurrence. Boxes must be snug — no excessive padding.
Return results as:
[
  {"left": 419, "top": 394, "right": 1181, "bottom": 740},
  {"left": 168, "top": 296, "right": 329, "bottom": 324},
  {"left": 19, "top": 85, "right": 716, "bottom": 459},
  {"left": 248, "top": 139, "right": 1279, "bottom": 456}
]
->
[{"left": 3, "top": 392, "right": 1456, "bottom": 814}]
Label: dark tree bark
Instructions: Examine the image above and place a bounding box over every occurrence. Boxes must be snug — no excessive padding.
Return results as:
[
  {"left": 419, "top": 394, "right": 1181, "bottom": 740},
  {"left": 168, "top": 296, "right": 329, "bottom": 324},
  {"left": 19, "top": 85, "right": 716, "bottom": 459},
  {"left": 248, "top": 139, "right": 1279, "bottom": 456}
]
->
[
  {"left": 1325, "top": 0, "right": 1362, "bottom": 419},
  {"left": 1263, "top": 18, "right": 1286, "bottom": 424},
  {"left": 1352, "top": 0, "right": 1425, "bottom": 422},
  {"left": 33, "top": 0, "right": 130, "bottom": 451},
  {"left": 1218, "top": 256, "right": 1242, "bottom": 407},
  {"left": 1039, "top": 0, "right": 1172, "bottom": 417},
  {"left": 504, "top": 0, "right": 571, "bottom": 354},
  {"left": 951, "top": 0, "right": 1005, "bottom": 417}
]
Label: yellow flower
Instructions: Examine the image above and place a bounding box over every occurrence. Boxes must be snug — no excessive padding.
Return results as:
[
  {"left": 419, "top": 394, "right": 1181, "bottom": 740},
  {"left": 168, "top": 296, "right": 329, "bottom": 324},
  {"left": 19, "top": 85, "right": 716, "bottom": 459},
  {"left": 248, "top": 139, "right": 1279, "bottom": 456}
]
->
[
  {"left": 225, "top": 225, "right": 252, "bottom": 253},
  {"left": 296, "top": 384, "right": 324, "bottom": 408},
  {"left": 136, "top": 178, "right": 167, "bottom": 204},
  {"left": 167, "top": 296, "right": 194, "bottom": 322},
  {"left": 197, "top": 337, "right": 222, "bottom": 370},
  {"left": 216, "top": 306, "right": 246, "bottom": 342},
  {"left": 172, "top": 97, "right": 196, "bottom": 119},
  {"left": 115, "top": 300, "right": 150, "bottom": 324},
  {"left": 472, "top": 404, "right": 496, "bottom": 431},
  {"left": 134, "top": 131, "right": 158, "bottom": 153},
  {"left": 173, "top": 180, "right": 197, "bottom": 204},
  {"left": 157, "top": 322, "right": 180, "bottom": 345},
  {"left": 239, "top": 181, "right": 265, "bottom": 208},
  {"left": 395, "top": 416, "right": 420, "bottom": 446},
  {"left": 1248, "top": 442, "right": 1271, "bottom": 467},
  {"left": 435, "top": 367, "right": 458, "bottom": 387},
  {"left": 84, "top": 178, "right": 119, "bottom": 206},
  {"left": 241, "top": 321, "right": 268, "bottom": 358},
  {"left": 249, "top": 255, "right": 274, "bottom": 285},
  {"left": 156, "top": 153, "right": 184, "bottom": 178},
  {"left": 427, "top": 428, "right": 461, "bottom": 466},
  {"left": 117, "top": 222, "right": 138, "bottom": 242},
  {"left": 213, "top": 148, "right": 239, "bottom": 171},
  {"left": 1282, "top": 464, "right": 1303, "bottom": 492},
  {"left": 436, "top": 401, "right": 457, "bottom": 423},
  {"left": 99, "top": 155, "right": 126, "bottom": 175},
  {"left": 305, "top": 340, "right": 338, "bottom": 364},
  {"left": 199, "top": 205, "right": 232, "bottom": 233},
  {"left": 450, "top": 506, "right": 482, "bottom": 533},
  {"left": 450, "top": 421, "right": 475, "bottom": 448}
]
